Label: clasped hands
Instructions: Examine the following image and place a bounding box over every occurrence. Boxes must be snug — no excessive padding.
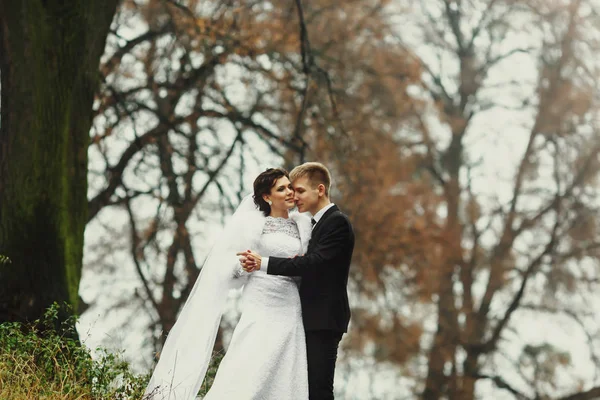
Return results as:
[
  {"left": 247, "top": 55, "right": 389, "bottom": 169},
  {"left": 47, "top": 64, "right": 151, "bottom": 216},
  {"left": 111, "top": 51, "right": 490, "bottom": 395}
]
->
[
  {"left": 237, "top": 250, "right": 262, "bottom": 272},
  {"left": 237, "top": 250, "right": 302, "bottom": 273}
]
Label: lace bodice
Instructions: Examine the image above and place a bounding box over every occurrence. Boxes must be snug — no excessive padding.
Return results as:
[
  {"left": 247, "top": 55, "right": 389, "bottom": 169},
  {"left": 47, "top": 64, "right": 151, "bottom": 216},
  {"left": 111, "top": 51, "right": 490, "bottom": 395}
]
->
[
  {"left": 262, "top": 216, "right": 300, "bottom": 239},
  {"left": 258, "top": 216, "right": 302, "bottom": 260},
  {"left": 233, "top": 216, "right": 303, "bottom": 280}
]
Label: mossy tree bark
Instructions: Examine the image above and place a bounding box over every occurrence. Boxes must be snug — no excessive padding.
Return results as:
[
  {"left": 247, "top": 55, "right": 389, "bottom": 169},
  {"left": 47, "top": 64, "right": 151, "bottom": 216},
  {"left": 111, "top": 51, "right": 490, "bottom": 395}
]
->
[{"left": 0, "top": 1, "right": 118, "bottom": 326}]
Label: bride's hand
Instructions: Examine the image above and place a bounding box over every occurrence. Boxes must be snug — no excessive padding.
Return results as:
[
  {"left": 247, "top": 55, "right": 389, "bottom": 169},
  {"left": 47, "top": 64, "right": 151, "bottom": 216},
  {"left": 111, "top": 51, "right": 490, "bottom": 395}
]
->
[
  {"left": 236, "top": 250, "right": 262, "bottom": 272},
  {"left": 237, "top": 251, "right": 251, "bottom": 268}
]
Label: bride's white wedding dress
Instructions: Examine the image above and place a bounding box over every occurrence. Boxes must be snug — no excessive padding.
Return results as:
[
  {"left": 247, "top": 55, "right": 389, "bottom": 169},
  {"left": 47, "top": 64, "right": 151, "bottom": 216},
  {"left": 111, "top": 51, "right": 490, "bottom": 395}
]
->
[
  {"left": 144, "top": 195, "right": 311, "bottom": 400},
  {"left": 203, "top": 216, "right": 308, "bottom": 399}
]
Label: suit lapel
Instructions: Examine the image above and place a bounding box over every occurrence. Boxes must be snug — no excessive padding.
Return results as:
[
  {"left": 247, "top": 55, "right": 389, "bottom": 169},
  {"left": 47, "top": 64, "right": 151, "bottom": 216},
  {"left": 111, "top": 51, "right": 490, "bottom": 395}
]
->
[{"left": 310, "top": 205, "right": 339, "bottom": 239}]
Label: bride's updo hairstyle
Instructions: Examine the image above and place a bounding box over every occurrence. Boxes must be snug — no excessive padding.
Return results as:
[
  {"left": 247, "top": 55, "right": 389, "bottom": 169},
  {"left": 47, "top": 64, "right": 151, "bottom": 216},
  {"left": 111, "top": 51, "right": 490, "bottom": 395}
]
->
[{"left": 253, "top": 167, "right": 290, "bottom": 216}]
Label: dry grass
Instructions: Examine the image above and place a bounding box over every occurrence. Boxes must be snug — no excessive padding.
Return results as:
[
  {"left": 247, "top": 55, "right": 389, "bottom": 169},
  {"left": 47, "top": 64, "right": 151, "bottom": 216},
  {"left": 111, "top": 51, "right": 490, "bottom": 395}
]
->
[
  {"left": 0, "top": 305, "right": 147, "bottom": 399},
  {"left": 0, "top": 351, "right": 94, "bottom": 399},
  {"left": 0, "top": 304, "right": 225, "bottom": 399}
]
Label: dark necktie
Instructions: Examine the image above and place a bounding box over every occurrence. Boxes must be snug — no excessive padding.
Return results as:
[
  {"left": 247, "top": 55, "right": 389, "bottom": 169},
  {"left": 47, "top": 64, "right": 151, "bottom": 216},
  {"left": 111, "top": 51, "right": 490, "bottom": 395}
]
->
[{"left": 311, "top": 218, "right": 316, "bottom": 228}]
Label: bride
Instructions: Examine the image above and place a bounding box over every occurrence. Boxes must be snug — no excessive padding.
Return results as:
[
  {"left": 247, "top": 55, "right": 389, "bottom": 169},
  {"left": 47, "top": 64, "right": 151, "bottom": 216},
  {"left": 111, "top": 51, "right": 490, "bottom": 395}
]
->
[{"left": 144, "top": 168, "right": 312, "bottom": 400}]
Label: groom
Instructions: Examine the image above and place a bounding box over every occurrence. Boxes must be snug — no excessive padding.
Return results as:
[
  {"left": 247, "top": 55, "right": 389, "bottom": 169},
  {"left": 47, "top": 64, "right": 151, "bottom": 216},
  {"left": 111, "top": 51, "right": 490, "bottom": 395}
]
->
[{"left": 238, "top": 162, "right": 354, "bottom": 400}]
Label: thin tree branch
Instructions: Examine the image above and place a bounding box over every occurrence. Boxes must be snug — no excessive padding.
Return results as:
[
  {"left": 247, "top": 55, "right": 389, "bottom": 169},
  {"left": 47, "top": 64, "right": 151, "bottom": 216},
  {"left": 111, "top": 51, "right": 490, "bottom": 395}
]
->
[
  {"left": 125, "top": 199, "right": 160, "bottom": 315},
  {"left": 474, "top": 373, "right": 530, "bottom": 399}
]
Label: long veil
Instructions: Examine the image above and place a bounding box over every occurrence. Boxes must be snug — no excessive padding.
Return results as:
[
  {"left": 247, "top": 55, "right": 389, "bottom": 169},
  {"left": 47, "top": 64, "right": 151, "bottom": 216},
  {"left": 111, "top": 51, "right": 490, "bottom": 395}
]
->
[{"left": 144, "top": 194, "right": 265, "bottom": 400}]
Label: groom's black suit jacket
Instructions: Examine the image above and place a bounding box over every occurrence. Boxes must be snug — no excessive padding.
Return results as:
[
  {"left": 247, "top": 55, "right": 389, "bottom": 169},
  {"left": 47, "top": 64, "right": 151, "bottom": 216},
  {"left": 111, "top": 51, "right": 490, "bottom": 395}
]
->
[{"left": 267, "top": 205, "right": 354, "bottom": 333}]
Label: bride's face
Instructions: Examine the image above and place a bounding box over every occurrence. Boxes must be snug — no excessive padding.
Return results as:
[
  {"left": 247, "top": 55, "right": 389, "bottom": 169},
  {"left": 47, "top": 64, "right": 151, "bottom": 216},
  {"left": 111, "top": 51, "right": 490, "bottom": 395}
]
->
[{"left": 264, "top": 176, "right": 296, "bottom": 213}]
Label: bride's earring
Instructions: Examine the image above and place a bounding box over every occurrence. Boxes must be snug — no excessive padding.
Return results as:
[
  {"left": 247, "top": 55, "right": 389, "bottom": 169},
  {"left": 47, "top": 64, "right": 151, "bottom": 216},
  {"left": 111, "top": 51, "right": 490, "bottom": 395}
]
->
[{"left": 267, "top": 200, "right": 272, "bottom": 205}]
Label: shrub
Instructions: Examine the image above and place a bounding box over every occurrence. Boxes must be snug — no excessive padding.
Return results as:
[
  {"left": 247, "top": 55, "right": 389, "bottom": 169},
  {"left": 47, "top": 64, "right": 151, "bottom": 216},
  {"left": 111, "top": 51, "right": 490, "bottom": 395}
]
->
[{"left": 0, "top": 303, "right": 148, "bottom": 399}]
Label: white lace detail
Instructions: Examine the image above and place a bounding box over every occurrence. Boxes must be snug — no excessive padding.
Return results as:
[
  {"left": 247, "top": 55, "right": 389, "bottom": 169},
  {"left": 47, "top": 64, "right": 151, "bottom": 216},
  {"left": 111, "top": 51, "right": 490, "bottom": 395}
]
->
[{"left": 262, "top": 216, "right": 300, "bottom": 239}]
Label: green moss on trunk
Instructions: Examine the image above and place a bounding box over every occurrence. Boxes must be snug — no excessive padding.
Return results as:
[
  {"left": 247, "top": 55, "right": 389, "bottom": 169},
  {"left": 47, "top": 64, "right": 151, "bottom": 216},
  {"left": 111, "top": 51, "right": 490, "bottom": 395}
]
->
[{"left": 0, "top": 1, "right": 118, "bottom": 326}]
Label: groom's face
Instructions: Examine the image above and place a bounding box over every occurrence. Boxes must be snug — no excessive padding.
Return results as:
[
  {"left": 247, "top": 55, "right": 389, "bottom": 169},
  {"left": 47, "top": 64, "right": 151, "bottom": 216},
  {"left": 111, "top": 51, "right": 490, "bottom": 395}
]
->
[{"left": 292, "top": 176, "right": 320, "bottom": 215}]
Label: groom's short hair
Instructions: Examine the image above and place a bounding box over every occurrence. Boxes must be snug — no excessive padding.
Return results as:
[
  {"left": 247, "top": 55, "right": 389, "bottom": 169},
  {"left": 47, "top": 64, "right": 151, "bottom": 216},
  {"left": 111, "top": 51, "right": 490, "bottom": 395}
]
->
[{"left": 290, "top": 162, "right": 331, "bottom": 196}]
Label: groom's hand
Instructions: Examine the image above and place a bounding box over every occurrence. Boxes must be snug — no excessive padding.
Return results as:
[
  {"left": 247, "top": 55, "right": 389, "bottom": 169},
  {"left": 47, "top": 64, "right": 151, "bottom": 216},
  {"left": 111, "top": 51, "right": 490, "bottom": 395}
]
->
[{"left": 236, "top": 250, "right": 262, "bottom": 272}]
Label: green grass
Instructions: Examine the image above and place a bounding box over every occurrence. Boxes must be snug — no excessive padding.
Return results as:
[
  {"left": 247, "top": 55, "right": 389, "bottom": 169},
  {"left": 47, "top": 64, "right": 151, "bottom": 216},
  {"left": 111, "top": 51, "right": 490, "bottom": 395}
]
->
[
  {"left": 0, "top": 303, "right": 225, "bottom": 399},
  {"left": 198, "top": 350, "right": 224, "bottom": 396},
  {"left": 0, "top": 304, "right": 148, "bottom": 399}
]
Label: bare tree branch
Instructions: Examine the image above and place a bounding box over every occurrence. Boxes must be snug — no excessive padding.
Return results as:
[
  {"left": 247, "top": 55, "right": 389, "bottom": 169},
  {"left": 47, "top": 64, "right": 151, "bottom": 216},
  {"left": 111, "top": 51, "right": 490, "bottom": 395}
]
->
[{"left": 474, "top": 373, "right": 530, "bottom": 399}]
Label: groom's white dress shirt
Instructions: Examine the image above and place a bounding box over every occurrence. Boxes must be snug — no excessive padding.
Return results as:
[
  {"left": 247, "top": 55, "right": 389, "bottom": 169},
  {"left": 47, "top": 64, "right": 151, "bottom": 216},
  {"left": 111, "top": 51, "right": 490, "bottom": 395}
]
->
[
  {"left": 263, "top": 203, "right": 335, "bottom": 271},
  {"left": 310, "top": 203, "right": 335, "bottom": 227}
]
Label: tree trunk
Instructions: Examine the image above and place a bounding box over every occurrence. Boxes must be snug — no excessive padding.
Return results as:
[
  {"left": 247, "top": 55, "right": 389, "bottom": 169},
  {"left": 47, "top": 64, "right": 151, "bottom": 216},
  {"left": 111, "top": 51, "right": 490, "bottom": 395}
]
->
[
  {"left": 0, "top": 1, "right": 117, "bottom": 326},
  {"left": 423, "top": 136, "right": 465, "bottom": 400}
]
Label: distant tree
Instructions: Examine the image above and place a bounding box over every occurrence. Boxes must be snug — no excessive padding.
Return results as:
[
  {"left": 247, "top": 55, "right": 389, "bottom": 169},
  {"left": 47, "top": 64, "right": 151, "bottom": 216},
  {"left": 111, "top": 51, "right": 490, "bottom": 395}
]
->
[
  {"left": 316, "top": 0, "right": 600, "bottom": 399},
  {"left": 0, "top": 1, "right": 118, "bottom": 327},
  {"left": 85, "top": 0, "right": 310, "bottom": 354},
  {"left": 82, "top": 0, "right": 422, "bottom": 378},
  {"left": 80, "top": 1, "right": 600, "bottom": 399}
]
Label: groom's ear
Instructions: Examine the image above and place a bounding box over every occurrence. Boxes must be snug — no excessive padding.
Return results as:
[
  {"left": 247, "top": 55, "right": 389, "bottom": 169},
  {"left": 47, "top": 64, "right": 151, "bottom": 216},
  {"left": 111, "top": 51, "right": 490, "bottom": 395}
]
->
[{"left": 317, "top": 183, "right": 326, "bottom": 197}]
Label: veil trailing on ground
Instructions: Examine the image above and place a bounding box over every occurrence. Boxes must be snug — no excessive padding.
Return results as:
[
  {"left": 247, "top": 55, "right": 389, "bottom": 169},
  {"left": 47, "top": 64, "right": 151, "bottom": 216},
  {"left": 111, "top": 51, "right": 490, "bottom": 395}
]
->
[{"left": 144, "top": 194, "right": 265, "bottom": 400}]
